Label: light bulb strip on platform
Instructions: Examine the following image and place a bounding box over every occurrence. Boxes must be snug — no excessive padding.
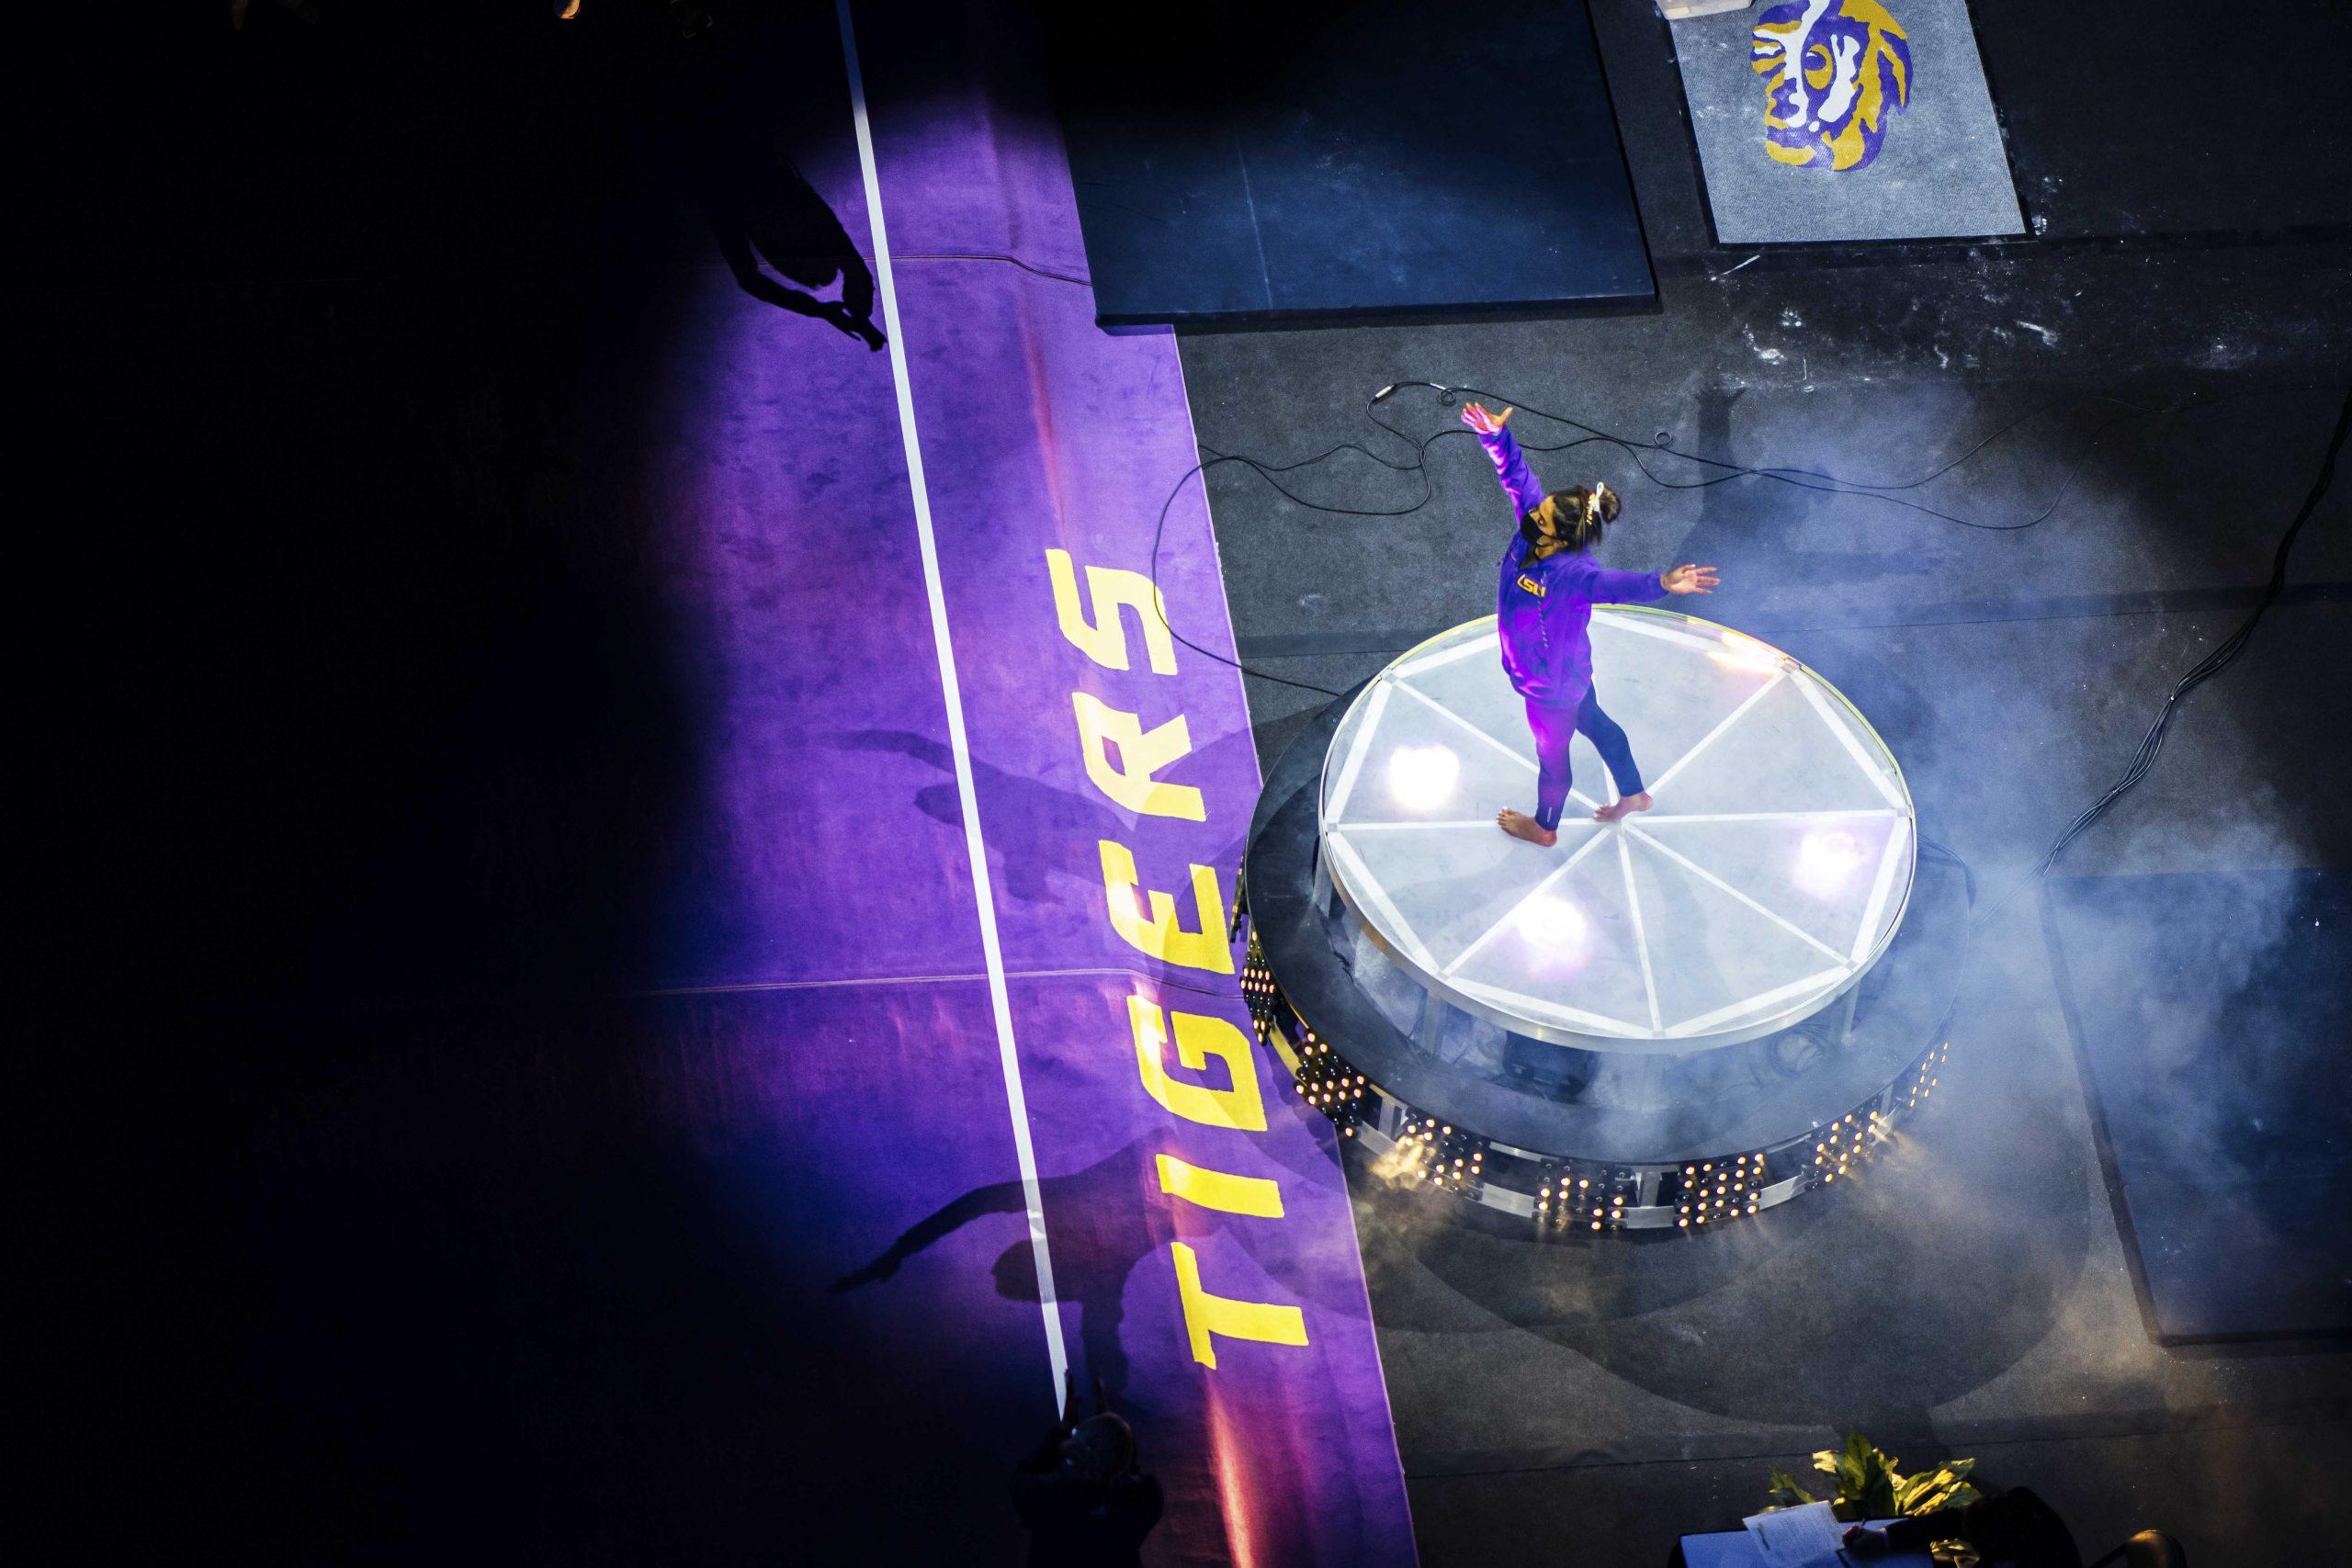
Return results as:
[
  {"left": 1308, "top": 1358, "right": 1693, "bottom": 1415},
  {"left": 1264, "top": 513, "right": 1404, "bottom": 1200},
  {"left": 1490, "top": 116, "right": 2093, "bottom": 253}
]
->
[{"left": 1242, "top": 932, "right": 1953, "bottom": 1236}]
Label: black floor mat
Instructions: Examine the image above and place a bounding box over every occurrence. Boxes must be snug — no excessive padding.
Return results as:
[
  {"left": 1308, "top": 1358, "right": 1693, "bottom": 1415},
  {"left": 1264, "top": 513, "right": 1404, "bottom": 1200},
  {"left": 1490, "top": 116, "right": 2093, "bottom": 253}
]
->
[
  {"left": 1047, "top": 0, "right": 1653, "bottom": 322},
  {"left": 2046, "top": 866, "right": 2352, "bottom": 1343}
]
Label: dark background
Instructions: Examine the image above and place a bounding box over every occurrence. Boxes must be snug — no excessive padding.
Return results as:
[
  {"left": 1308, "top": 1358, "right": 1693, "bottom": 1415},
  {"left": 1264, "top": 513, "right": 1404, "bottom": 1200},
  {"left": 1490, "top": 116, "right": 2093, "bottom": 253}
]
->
[
  {"left": 16, "top": 6, "right": 946, "bottom": 1562},
  {"left": 14, "top": 2, "right": 2352, "bottom": 1564}
]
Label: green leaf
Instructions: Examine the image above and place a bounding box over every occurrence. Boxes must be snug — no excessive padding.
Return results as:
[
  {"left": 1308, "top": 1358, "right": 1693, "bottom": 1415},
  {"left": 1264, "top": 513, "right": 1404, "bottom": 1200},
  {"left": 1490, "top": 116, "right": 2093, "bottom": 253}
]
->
[
  {"left": 1828, "top": 1431, "right": 1901, "bottom": 1519},
  {"left": 1894, "top": 1462, "right": 1983, "bottom": 1517},
  {"left": 1830, "top": 1433, "right": 1861, "bottom": 1493},
  {"left": 1771, "top": 1434, "right": 1975, "bottom": 1521},
  {"left": 1897, "top": 1467, "right": 1950, "bottom": 1506}
]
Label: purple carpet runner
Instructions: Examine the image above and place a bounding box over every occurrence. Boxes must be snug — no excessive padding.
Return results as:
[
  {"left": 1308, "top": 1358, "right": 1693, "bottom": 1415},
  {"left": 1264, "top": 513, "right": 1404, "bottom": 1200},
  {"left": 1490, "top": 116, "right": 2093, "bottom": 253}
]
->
[{"left": 668, "top": 2, "right": 1417, "bottom": 1560}]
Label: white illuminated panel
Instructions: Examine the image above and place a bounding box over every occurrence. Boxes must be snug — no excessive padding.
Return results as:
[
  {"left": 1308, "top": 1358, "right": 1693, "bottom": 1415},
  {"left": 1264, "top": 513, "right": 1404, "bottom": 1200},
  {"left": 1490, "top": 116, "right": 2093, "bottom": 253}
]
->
[{"left": 1318, "top": 610, "right": 1916, "bottom": 1052}]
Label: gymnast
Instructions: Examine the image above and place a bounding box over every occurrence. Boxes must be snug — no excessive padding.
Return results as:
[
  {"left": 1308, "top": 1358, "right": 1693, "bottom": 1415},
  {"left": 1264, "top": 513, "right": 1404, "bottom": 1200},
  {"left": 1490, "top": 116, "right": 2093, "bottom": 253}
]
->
[{"left": 1460, "top": 402, "right": 1720, "bottom": 847}]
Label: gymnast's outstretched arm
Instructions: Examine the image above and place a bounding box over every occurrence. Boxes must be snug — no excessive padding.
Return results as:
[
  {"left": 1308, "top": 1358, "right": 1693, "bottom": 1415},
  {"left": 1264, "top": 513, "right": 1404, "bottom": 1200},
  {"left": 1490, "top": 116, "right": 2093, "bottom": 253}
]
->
[
  {"left": 1577, "top": 560, "right": 1720, "bottom": 600},
  {"left": 1461, "top": 402, "right": 1547, "bottom": 521}
]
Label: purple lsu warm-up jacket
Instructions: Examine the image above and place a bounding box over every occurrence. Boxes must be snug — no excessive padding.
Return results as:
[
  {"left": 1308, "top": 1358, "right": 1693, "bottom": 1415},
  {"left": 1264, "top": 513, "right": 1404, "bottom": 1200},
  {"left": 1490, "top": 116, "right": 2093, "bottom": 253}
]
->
[{"left": 1478, "top": 423, "right": 1668, "bottom": 709}]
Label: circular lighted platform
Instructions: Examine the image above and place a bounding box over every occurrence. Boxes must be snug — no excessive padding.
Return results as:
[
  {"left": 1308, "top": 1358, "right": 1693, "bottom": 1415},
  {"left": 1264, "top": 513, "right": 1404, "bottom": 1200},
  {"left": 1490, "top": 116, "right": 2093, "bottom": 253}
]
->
[
  {"left": 1317, "top": 609, "right": 1916, "bottom": 1053},
  {"left": 1240, "top": 614, "right": 1964, "bottom": 1233}
]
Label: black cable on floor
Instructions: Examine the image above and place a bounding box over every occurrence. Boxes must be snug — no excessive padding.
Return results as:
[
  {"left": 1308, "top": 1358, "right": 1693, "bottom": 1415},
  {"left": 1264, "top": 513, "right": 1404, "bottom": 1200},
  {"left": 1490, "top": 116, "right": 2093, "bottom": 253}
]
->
[
  {"left": 1149, "top": 378, "right": 2286, "bottom": 696},
  {"left": 1977, "top": 380, "right": 2352, "bottom": 921}
]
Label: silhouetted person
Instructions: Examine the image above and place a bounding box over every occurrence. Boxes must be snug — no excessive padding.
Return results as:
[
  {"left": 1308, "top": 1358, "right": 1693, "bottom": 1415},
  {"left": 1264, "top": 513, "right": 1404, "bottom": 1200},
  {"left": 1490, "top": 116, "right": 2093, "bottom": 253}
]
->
[
  {"left": 691, "top": 102, "right": 884, "bottom": 349},
  {"left": 828, "top": 1140, "right": 1159, "bottom": 1399},
  {"left": 1012, "top": 1373, "right": 1162, "bottom": 1568},
  {"left": 1845, "top": 1485, "right": 2081, "bottom": 1568}
]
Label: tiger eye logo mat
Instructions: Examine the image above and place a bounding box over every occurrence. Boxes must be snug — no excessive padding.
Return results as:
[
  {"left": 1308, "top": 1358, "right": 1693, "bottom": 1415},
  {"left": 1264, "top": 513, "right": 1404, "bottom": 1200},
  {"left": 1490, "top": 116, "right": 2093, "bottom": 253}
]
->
[
  {"left": 1751, "top": 0, "right": 1913, "bottom": 172},
  {"left": 1671, "top": 0, "right": 2018, "bottom": 243}
]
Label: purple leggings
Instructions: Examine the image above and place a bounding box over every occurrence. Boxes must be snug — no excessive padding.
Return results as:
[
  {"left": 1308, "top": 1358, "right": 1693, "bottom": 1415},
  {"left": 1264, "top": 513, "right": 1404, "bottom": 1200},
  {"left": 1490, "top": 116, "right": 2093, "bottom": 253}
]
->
[{"left": 1526, "top": 688, "right": 1643, "bottom": 831}]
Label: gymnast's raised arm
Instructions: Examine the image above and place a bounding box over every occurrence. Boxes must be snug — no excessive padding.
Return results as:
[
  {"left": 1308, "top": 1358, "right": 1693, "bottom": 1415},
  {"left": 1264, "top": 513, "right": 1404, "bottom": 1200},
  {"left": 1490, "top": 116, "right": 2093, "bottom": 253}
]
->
[{"left": 1461, "top": 402, "right": 1547, "bottom": 523}]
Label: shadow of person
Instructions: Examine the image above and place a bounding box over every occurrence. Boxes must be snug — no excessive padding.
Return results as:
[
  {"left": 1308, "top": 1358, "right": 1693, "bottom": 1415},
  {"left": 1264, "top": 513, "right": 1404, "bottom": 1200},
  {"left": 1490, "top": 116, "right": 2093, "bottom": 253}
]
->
[
  {"left": 687, "top": 100, "right": 886, "bottom": 349},
  {"left": 828, "top": 722, "right": 1264, "bottom": 912},
  {"left": 830, "top": 1138, "right": 1167, "bottom": 1410},
  {"left": 832, "top": 726, "right": 1131, "bottom": 907}
]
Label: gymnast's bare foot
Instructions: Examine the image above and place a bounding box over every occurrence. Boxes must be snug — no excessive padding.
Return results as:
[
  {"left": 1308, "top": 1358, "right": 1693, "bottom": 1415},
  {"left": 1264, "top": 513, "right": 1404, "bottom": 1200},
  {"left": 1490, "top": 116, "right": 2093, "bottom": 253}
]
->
[
  {"left": 1594, "top": 791, "right": 1653, "bottom": 823},
  {"left": 1497, "top": 808, "right": 1556, "bottom": 847}
]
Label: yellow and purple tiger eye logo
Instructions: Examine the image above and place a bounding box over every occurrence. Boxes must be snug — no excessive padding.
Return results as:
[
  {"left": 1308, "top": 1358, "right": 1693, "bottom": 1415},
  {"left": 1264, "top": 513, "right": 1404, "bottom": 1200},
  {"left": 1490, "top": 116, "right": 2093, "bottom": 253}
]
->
[{"left": 1750, "top": 0, "right": 1913, "bottom": 173}]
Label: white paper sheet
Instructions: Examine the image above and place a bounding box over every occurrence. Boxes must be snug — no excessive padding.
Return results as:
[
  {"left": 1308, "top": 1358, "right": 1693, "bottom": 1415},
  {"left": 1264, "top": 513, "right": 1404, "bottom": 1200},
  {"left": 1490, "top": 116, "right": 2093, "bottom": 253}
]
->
[{"left": 1740, "top": 1500, "right": 1845, "bottom": 1568}]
